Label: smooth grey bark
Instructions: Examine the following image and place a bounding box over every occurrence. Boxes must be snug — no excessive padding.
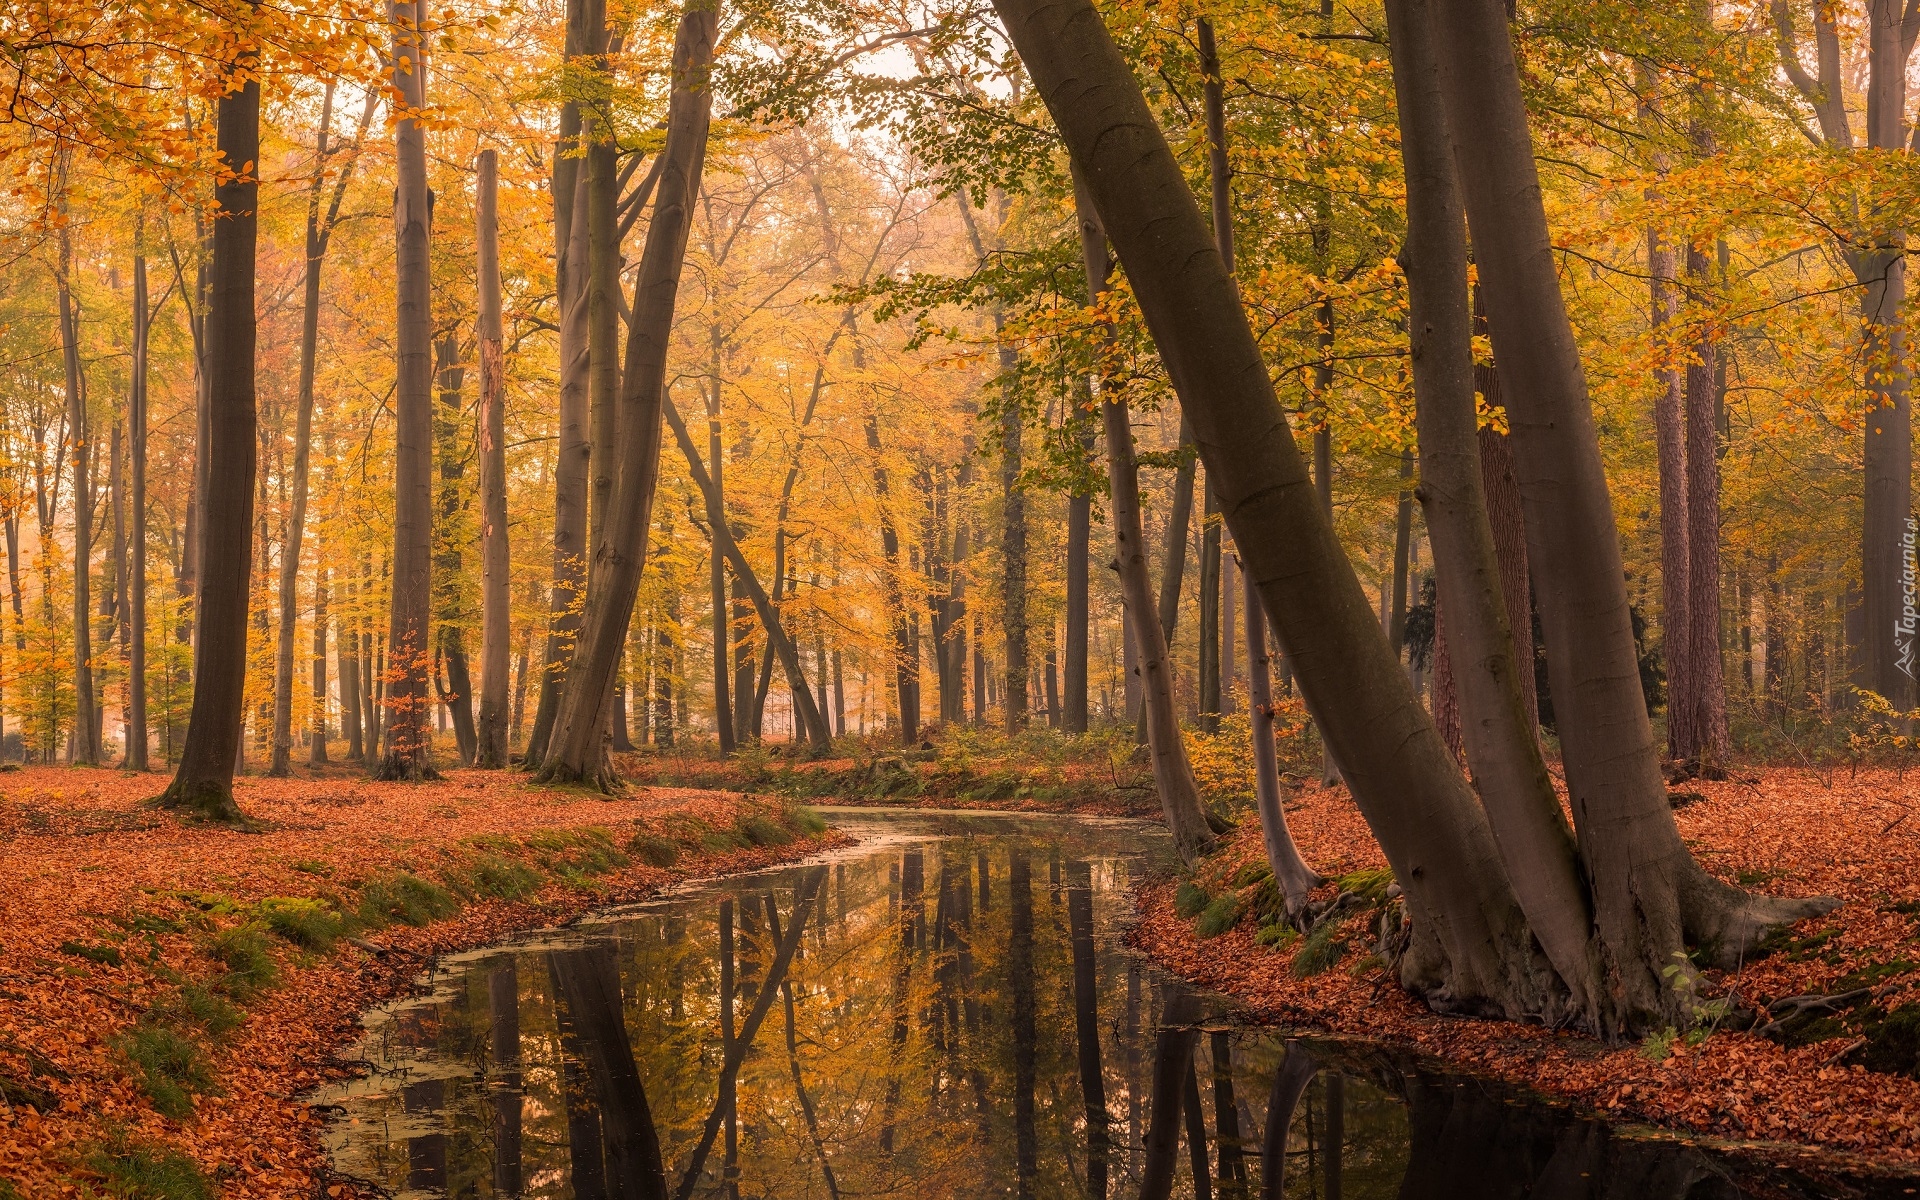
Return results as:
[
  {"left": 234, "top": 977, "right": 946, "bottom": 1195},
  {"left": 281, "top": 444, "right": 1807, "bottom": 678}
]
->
[
  {"left": 376, "top": 0, "right": 438, "bottom": 781},
  {"left": 1389, "top": 450, "right": 1413, "bottom": 654},
  {"left": 273, "top": 84, "right": 373, "bottom": 776},
  {"left": 538, "top": 1, "right": 716, "bottom": 787},
  {"left": 476, "top": 150, "right": 511, "bottom": 768},
  {"left": 1065, "top": 424, "right": 1092, "bottom": 734},
  {"left": 159, "top": 28, "right": 259, "bottom": 821},
  {"left": 1003, "top": 0, "right": 1556, "bottom": 1021},
  {"left": 1388, "top": 0, "right": 1607, "bottom": 1027},
  {"left": 1431, "top": 0, "right": 1833, "bottom": 1017},
  {"left": 1075, "top": 172, "right": 1216, "bottom": 866}
]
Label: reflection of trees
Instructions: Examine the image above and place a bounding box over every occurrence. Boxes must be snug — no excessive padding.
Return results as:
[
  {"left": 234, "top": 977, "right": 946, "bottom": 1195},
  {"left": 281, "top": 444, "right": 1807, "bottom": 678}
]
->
[{"left": 328, "top": 823, "right": 1761, "bottom": 1200}]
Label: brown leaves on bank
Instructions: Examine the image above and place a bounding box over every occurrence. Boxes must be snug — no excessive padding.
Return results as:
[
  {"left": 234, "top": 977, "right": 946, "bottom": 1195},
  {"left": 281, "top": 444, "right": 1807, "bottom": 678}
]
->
[
  {"left": 1135, "top": 765, "right": 1920, "bottom": 1172},
  {"left": 0, "top": 765, "right": 839, "bottom": 1198}
]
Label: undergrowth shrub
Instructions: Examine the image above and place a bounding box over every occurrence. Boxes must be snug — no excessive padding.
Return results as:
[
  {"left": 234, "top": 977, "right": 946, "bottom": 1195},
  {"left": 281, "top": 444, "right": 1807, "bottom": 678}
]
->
[
  {"left": 153, "top": 983, "right": 240, "bottom": 1039},
  {"left": 1195, "top": 894, "right": 1239, "bottom": 937},
  {"left": 85, "top": 1131, "right": 215, "bottom": 1200},
  {"left": 357, "top": 873, "right": 459, "bottom": 928},
  {"left": 1174, "top": 880, "right": 1210, "bottom": 919},
  {"left": 785, "top": 804, "right": 828, "bottom": 835},
  {"left": 208, "top": 924, "right": 277, "bottom": 998},
  {"left": 1292, "top": 918, "right": 1348, "bottom": 978},
  {"left": 627, "top": 831, "right": 680, "bottom": 867},
  {"left": 736, "top": 812, "right": 792, "bottom": 847},
  {"left": 256, "top": 897, "right": 347, "bottom": 951},
  {"left": 113, "top": 1025, "right": 215, "bottom": 1120}
]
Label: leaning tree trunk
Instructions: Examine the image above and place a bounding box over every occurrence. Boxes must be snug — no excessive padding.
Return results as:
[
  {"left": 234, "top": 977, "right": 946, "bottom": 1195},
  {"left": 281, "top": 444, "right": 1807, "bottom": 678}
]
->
[
  {"left": 376, "top": 0, "right": 438, "bottom": 782},
  {"left": 476, "top": 149, "right": 511, "bottom": 768},
  {"left": 865, "top": 415, "right": 919, "bottom": 743},
  {"left": 56, "top": 210, "right": 98, "bottom": 764},
  {"left": 1005, "top": 0, "right": 1559, "bottom": 1021},
  {"left": 159, "top": 27, "right": 259, "bottom": 821},
  {"left": 1388, "top": 0, "right": 1609, "bottom": 1027},
  {"left": 1241, "top": 554, "right": 1323, "bottom": 921},
  {"left": 127, "top": 224, "right": 151, "bottom": 771},
  {"left": 1074, "top": 172, "right": 1215, "bottom": 866},
  {"left": 664, "top": 396, "right": 833, "bottom": 754},
  {"left": 1429, "top": 0, "right": 1831, "bottom": 1021},
  {"left": 536, "top": 0, "right": 719, "bottom": 788}
]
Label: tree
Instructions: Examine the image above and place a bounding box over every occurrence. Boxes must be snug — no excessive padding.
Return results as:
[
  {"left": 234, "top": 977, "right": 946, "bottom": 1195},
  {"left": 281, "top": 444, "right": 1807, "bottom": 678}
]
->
[
  {"left": 376, "top": 0, "right": 438, "bottom": 781},
  {"left": 157, "top": 14, "right": 259, "bottom": 821},
  {"left": 475, "top": 148, "right": 511, "bottom": 768},
  {"left": 994, "top": 0, "right": 1830, "bottom": 1031},
  {"left": 270, "top": 84, "right": 374, "bottom": 777},
  {"left": 537, "top": 0, "right": 720, "bottom": 787}
]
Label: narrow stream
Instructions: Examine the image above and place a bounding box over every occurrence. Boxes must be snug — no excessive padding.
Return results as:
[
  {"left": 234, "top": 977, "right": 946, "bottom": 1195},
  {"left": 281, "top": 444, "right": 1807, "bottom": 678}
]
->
[{"left": 316, "top": 809, "right": 1917, "bottom": 1199}]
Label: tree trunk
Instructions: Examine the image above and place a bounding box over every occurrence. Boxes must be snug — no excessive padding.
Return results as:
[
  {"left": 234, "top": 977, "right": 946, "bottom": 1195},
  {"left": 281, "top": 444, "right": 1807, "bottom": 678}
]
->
[
  {"left": 476, "top": 149, "right": 512, "bottom": 768},
  {"left": 1684, "top": 236, "right": 1730, "bottom": 771},
  {"left": 1431, "top": 0, "right": 1832, "bottom": 1011},
  {"left": 1064, "top": 423, "right": 1092, "bottom": 734},
  {"left": 433, "top": 337, "right": 478, "bottom": 767},
  {"left": 310, "top": 562, "right": 329, "bottom": 764},
  {"left": 340, "top": 571, "right": 364, "bottom": 761},
  {"left": 1390, "top": 0, "right": 1608, "bottom": 1023},
  {"left": 127, "top": 228, "right": 151, "bottom": 771},
  {"left": 159, "top": 32, "right": 258, "bottom": 821},
  {"left": 56, "top": 202, "right": 98, "bottom": 765},
  {"left": 1075, "top": 171, "right": 1216, "bottom": 866},
  {"left": 537, "top": 0, "right": 718, "bottom": 788},
  {"left": 1199, "top": 478, "right": 1222, "bottom": 732},
  {"left": 375, "top": 0, "right": 438, "bottom": 781},
  {"left": 866, "top": 415, "right": 919, "bottom": 743},
  {"left": 1389, "top": 450, "right": 1413, "bottom": 656},
  {"left": 1650, "top": 225, "right": 1693, "bottom": 764},
  {"left": 1195, "top": 15, "right": 1233, "bottom": 739},
  {"left": 1018, "top": 0, "right": 1561, "bottom": 1019},
  {"left": 665, "top": 395, "right": 832, "bottom": 754},
  {"left": 1243, "top": 553, "right": 1322, "bottom": 921},
  {"left": 525, "top": 21, "right": 595, "bottom": 767}
]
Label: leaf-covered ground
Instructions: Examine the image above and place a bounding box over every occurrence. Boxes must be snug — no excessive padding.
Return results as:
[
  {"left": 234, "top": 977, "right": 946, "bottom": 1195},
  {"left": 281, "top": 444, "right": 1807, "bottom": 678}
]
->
[
  {"left": 0, "top": 765, "right": 841, "bottom": 1199},
  {"left": 1137, "top": 765, "right": 1920, "bottom": 1175}
]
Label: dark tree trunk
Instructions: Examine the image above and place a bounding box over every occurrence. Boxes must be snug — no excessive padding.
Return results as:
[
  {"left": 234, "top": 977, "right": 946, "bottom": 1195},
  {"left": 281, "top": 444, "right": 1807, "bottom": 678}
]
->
[
  {"left": 1684, "top": 236, "right": 1730, "bottom": 772},
  {"left": 1650, "top": 223, "right": 1693, "bottom": 764},
  {"left": 538, "top": 1, "right": 717, "bottom": 787},
  {"left": 1390, "top": 0, "right": 1608, "bottom": 1023},
  {"left": 476, "top": 149, "right": 511, "bottom": 767},
  {"left": 310, "top": 562, "right": 328, "bottom": 764},
  {"left": 866, "top": 415, "right": 919, "bottom": 743},
  {"left": 1064, "top": 427, "right": 1092, "bottom": 734},
  {"left": 127, "top": 229, "right": 151, "bottom": 771},
  {"left": 1066, "top": 861, "right": 1108, "bottom": 1199},
  {"left": 56, "top": 205, "right": 98, "bottom": 764},
  {"left": 549, "top": 944, "right": 669, "bottom": 1199},
  {"left": 433, "top": 337, "right": 478, "bottom": 767},
  {"left": 1431, "top": 0, "right": 1831, "bottom": 1011},
  {"left": 1011, "top": 0, "right": 1564, "bottom": 1021},
  {"left": 488, "top": 963, "right": 523, "bottom": 1196},
  {"left": 159, "top": 32, "right": 259, "bottom": 821},
  {"left": 525, "top": 19, "right": 595, "bottom": 767},
  {"left": 1009, "top": 849, "right": 1039, "bottom": 1198},
  {"left": 375, "top": 0, "right": 438, "bottom": 781},
  {"left": 1389, "top": 450, "right": 1413, "bottom": 655},
  {"left": 340, "top": 572, "right": 364, "bottom": 761},
  {"left": 1138, "top": 989, "right": 1201, "bottom": 1200},
  {"left": 1076, "top": 173, "right": 1217, "bottom": 865}
]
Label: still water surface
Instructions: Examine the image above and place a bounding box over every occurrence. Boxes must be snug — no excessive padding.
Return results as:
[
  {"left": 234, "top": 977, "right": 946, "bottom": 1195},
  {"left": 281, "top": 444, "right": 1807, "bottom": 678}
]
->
[{"left": 317, "top": 809, "right": 1918, "bottom": 1199}]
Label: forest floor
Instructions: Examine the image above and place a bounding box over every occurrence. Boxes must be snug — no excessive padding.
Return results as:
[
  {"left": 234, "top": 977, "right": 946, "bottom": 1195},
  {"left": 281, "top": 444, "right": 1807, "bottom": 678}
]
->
[
  {"left": 0, "top": 764, "right": 842, "bottom": 1200},
  {"left": 1137, "top": 764, "right": 1920, "bottom": 1177}
]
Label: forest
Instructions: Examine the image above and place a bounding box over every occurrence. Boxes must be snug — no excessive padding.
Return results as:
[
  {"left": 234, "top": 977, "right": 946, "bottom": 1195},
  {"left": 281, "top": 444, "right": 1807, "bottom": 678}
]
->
[{"left": 4, "top": 0, "right": 1920, "bottom": 1192}]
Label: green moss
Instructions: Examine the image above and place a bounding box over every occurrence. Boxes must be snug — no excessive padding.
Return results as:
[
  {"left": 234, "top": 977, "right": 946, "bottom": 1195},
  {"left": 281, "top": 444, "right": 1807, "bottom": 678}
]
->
[
  {"left": 626, "top": 831, "right": 680, "bottom": 868},
  {"left": 663, "top": 813, "right": 747, "bottom": 853},
  {"left": 1254, "top": 922, "right": 1298, "bottom": 950},
  {"left": 255, "top": 897, "right": 347, "bottom": 951},
  {"left": 155, "top": 983, "right": 241, "bottom": 1039},
  {"left": 289, "top": 860, "right": 333, "bottom": 878},
  {"left": 1194, "top": 894, "right": 1240, "bottom": 938},
  {"left": 357, "top": 873, "right": 459, "bottom": 928},
  {"left": 59, "top": 940, "right": 123, "bottom": 967},
  {"left": 1853, "top": 1004, "right": 1920, "bottom": 1077},
  {"left": 114, "top": 1025, "right": 215, "bottom": 1120},
  {"left": 736, "top": 813, "right": 792, "bottom": 847},
  {"left": 784, "top": 804, "right": 828, "bottom": 836},
  {"left": 1228, "top": 862, "right": 1273, "bottom": 889},
  {"left": 1332, "top": 868, "right": 1395, "bottom": 906},
  {"left": 1291, "top": 919, "right": 1348, "bottom": 978},
  {"left": 1834, "top": 959, "right": 1915, "bottom": 992},
  {"left": 86, "top": 1133, "right": 215, "bottom": 1199},
  {"left": 0, "top": 1175, "right": 22, "bottom": 1199},
  {"left": 113, "top": 911, "right": 184, "bottom": 936},
  {"left": 208, "top": 924, "right": 277, "bottom": 998},
  {"left": 449, "top": 853, "right": 542, "bottom": 902},
  {"left": 1174, "top": 880, "right": 1210, "bottom": 919}
]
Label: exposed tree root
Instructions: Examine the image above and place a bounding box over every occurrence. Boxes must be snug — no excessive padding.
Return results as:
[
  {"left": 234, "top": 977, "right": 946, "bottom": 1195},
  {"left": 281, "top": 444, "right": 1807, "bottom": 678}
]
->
[
  {"left": 153, "top": 779, "right": 250, "bottom": 827},
  {"left": 1680, "top": 867, "right": 1839, "bottom": 971},
  {"left": 372, "top": 753, "right": 442, "bottom": 784}
]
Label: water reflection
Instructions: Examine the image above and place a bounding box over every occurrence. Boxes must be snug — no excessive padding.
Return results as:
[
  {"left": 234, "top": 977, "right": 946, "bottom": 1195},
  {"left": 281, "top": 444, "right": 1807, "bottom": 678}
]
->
[{"left": 319, "top": 812, "right": 1917, "bottom": 1199}]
